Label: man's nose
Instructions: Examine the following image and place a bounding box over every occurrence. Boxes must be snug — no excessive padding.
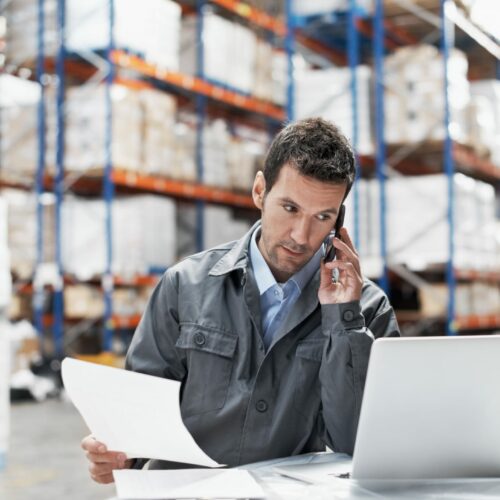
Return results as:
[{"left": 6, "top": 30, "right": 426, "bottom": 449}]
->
[{"left": 290, "top": 218, "right": 310, "bottom": 247}]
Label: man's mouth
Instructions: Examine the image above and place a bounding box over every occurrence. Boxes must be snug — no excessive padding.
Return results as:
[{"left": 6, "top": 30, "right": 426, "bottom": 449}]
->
[{"left": 281, "top": 245, "right": 305, "bottom": 257}]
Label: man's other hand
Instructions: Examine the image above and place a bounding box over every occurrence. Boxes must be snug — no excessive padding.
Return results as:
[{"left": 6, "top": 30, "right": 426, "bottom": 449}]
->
[
  {"left": 81, "top": 434, "right": 133, "bottom": 484},
  {"left": 319, "top": 227, "right": 363, "bottom": 305}
]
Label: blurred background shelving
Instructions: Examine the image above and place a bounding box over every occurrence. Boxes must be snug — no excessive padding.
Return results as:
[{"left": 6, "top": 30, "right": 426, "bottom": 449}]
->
[{"left": 1, "top": 0, "right": 499, "bottom": 367}]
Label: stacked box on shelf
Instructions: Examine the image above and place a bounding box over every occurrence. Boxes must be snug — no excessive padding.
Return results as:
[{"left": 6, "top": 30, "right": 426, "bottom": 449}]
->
[
  {"left": 181, "top": 12, "right": 257, "bottom": 95},
  {"left": 203, "top": 119, "right": 231, "bottom": 188},
  {"left": 4, "top": 0, "right": 57, "bottom": 67},
  {"left": 62, "top": 195, "right": 176, "bottom": 280},
  {"left": 4, "top": 0, "right": 181, "bottom": 70},
  {"left": 419, "top": 283, "right": 500, "bottom": 319},
  {"left": 470, "top": 80, "right": 500, "bottom": 167},
  {"left": 253, "top": 40, "right": 274, "bottom": 102},
  {"left": 171, "top": 119, "right": 197, "bottom": 183},
  {"left": 292, "top": 0, "right": 373, "bottom": 15},
  {"left": 141, "top": 89, "right": 178, "bottom": 177},
  {"left": 342, "top": 179, "right": 384, "bottom": 279},
  {"left": 180, "top": 12, "right": 286, "bottom": 104},
  {"left": 384, "top": 45, "right": 470, "bottom": 145},
  {"left": 386, "top": 174, "right": 499, "bottom": 272},
  {"left": 0, "top": 197, "right": 10, "bottom": 309},
  {"left": 66, "top": 0, "right": 181, "bottom": 70},
  {"left": 203, "top": 206, "right": 254, "bottom": 249},
  {"left": 294, "top": 66, "right": 374, "bottom": 155},
  {"left": 0, "top": 195, "right": 8, "bottom": 471},
  {"left": 0, "top": 75, "right": 52, "bottom": 178},
  {"left": 49, "top": 84, "right": 143, "bottom": 173},
  {"left": 1, "top": 189, "right": 55, "bottom": 280},
  {"left": 271, "top": 50, "right": 288, "bottom": 107},
  {"left": 177, "top": 203, "right": 255, "bottom": 258},
  {"left": 228, "top": 124, "right": 268, "bottom": 192},
  {"left": 64, "top": 283, "right": 155, "bottom": 320}
]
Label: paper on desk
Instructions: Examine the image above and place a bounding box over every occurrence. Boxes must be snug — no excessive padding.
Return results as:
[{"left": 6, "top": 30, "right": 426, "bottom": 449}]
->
[
  {"left": 61, "top": 358, "right": 220, "bottom": 467},
  {"left": 113, "top": 469, "right": 265, "bottom": 499},
  {"left": 273, "top": 453, "right": 352, "bottom": 484}
]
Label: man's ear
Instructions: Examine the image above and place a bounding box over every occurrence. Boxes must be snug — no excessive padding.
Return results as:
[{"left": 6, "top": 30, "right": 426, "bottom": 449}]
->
[{"left": 252, "top": 171, "right": 266, "bottom": 210}]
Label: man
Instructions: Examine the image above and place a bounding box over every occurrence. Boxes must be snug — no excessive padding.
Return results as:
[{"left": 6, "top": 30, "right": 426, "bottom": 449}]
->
[{"left": 82, "top": 118, "right": 400, "bottom": 484}]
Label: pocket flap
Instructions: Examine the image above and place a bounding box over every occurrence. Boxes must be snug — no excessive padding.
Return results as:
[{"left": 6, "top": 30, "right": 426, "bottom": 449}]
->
[
  {"left": 296, "top": 340, "right": 324, "bottom": 362},
  {"left": 176, "top": 324, "right": 237, "bottom": 359}
]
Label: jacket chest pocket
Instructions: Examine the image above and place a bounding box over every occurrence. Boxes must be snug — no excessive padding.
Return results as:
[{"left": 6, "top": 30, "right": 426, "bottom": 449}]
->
[
  {"left": 176, "top": 324, "right": 237, "bottom": 418},
  {"left": 293, "top": 340, "right": 324, "bottom": 419}
]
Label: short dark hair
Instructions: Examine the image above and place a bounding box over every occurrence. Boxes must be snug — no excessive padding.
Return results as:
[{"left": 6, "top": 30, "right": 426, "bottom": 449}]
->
[{"left": 263, "top": 117, "right": 356, "bottom": 197}]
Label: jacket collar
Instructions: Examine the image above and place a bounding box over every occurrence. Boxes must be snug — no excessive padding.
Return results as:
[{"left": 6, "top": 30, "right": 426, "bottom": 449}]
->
[{"left": 208, "top": 220, "right": 261, "bottom": 277}]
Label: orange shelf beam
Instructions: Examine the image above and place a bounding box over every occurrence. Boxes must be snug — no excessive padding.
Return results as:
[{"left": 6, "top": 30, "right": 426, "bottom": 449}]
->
[
  {"left": 110, "top": 314, "right": 142, "bottom": 330},
  {"left": 294, "top": 32, "right": 348, "bottom": 65},
  {"left": 42, "top": 313, "right": 141, "bottom": 329},
  {"left": 455, "top": 269, "right": 500, "bottom": 283},
  {"left": 453, "top": 144, "right": 500, "bottom": 181},
  {"left": 111, "top": 51, "right": 285, "bottom": 121},
  {"left": 210, "top": 0, "right": 286, "bottom": 36},
  {"left": 111, "top": 169, "right": 256, "bottom": 209},
  {"left": 113, "top": 275, "right": 161, "bottom": 287},
  {"left": 356, "top": 19, "right": 399, "bottom": 50},
  {"left": 456, "top": 315, "right": 500, "bottom": 331}
]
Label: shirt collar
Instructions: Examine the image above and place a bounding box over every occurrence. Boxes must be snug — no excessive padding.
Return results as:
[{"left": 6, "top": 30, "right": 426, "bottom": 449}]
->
[{"left": 249, "top": 227, "right": 322, "bottom": 296}]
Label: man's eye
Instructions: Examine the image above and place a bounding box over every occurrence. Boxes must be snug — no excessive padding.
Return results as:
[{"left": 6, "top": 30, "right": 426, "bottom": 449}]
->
[
  {"left": 317, "top": 214, "right": 331, "bottom": 221},
  {"left": 283, "top": 205, "right": 297, "bottom": 213}
]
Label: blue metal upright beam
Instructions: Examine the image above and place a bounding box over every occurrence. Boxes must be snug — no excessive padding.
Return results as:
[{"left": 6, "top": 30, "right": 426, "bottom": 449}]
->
[
  {"left": 440, "top": 0, "right": 457, "bottom": 336},
  {"left": 285, "top": 0, "right": 295, "bottom": 121},
  {"left": 103, "top": 0, "right": 116, "bottom": 351},
  {"left": 195, "top": 0, "right": 206, "bottom": 252},
  {"left": 347, "top": 0, "right": 360, "bottom": 250},
  {"left": 34, "top": 0, "right": 46, "bottom": 351},
  {"left": 373, "top": 0, "right": 389, "bottom": 293},
  {"left": 54, "top": 0, "right": 66, "bottom": 355}
]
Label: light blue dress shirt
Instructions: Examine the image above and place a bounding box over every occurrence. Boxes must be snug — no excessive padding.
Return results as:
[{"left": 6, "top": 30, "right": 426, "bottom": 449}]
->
[{"left": 249, "top": 228, "right": 322, "bottom": 349}]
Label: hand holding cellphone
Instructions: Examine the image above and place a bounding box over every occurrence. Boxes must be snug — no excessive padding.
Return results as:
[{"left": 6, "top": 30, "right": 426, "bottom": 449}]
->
[{"left": 322, "top": 204, "right": 345, "bottom": 263}]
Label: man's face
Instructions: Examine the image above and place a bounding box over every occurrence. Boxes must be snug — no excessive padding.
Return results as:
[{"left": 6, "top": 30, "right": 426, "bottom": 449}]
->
[{"left": 252, "top": 164, "right": 347, "bottom": 283}]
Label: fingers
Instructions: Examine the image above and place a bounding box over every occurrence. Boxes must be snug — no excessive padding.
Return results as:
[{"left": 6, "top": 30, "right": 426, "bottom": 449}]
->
[
  {"left": 338, "top": 227, "right": 356, "bottom": 253},
  {"left": 319, "top": 259, "right": 336, "bottom": 290},
  {"left": 90, "top": 471, "right": 115, "bottom": 484},
  {"left": 81, "top": 435, "right": 107, "bottom": 454},
  {"left": 86, "top": 451, "right": 128, "bottom": 465},
  {"left": 325, "top": 259, "right": 362, "bottom": 283},
  {"left": 332, "top": 230, "right": 361, "bottom": 276},
  {"left": 82, "top": 434, "right": 129, "bottom": 485}
]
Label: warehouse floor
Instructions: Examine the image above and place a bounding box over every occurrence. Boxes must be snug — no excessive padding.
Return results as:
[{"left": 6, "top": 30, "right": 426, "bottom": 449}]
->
[{"left": 0, "top": 398, "right": 116, "bottom": 500}]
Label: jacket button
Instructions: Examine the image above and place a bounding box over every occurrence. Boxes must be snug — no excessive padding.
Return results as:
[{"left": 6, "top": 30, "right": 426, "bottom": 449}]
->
[
  {"left": 343, "top": 309, "right": 355, "bottom": 322},
  {"left": 194, "top": 333, "right": 206, "bottom": 346},
  {"left": 256, "top": 400, "right": 268, "bottom": 413}
]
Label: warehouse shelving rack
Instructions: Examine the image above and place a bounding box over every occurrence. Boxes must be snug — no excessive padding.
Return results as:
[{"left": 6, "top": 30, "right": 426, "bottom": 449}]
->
[
  {"left": 1, "top": 0, "right": 298, "bottom": 356},
  {"left": 1, "top": 0, "right": 499, "bottom": 357},
  {"left": 287, "top": 0, "right": 500, "bottom": 336},
  {"left": 383, "top": 0, "right": 499, "bottom": 335}
]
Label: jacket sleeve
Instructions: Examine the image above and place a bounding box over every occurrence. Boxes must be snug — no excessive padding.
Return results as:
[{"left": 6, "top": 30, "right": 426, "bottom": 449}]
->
[
  {"left": 125, "top": 270, "right": 187, "bottom": 382},
  {"left": 124, "top": 271, "right": 187, "bottom": 470},
  {"left": 318, "top": 280, "right": 400, "bottom": 455}
]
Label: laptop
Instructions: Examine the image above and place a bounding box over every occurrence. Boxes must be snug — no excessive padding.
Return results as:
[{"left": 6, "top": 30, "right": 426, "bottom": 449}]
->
[
  {"left": 352, "top": 335, "right": 500, "bottom": 480},
  {"left": 275, "top": 335, "right": 500, "bottom": 483}
]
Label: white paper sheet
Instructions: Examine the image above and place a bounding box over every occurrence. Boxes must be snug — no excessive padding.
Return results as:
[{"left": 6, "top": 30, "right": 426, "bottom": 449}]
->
[
  {"left": 273, "top": 454, "right": 353, "bottom": 484},
  {"left": 113, "top": 469, "right": 266, "bottom": 499},
  {"left": 61, "top": 358, "right": 220, "bottom": 467}
]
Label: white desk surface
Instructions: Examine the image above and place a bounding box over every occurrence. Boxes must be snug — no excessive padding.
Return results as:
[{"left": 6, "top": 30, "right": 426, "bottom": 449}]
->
[{"left": 110, "top": 451, "right": 500, "bottom": 499}]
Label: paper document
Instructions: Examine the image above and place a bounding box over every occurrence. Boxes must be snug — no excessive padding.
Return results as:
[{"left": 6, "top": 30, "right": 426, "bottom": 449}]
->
[
  {"left": 273, "top": 454, "right": 352, "bottom": 484},
  {"left": 61, "top": 358, "right": 220, "bottom": 467},
  {"left": 113, "top": 469, "right": 265, "bottom": 499}
]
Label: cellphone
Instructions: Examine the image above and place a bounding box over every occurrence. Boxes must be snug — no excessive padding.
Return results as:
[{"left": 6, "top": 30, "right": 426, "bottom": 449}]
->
[{"left": 322, "top": 204, "right": 345, "bottom": 263}]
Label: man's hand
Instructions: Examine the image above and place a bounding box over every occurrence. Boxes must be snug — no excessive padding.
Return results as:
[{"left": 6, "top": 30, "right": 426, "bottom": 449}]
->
[
  {"left": 318, "top": 227, "right": 363, "bottom": 305},
  {"left": 81, "top": 434, "right": 133, "bottom": 484}
]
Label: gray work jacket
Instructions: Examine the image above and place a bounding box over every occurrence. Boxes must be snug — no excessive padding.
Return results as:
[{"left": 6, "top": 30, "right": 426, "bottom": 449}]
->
[{"left": 125, "top": 222, "right": 400, "bottom": 467}]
